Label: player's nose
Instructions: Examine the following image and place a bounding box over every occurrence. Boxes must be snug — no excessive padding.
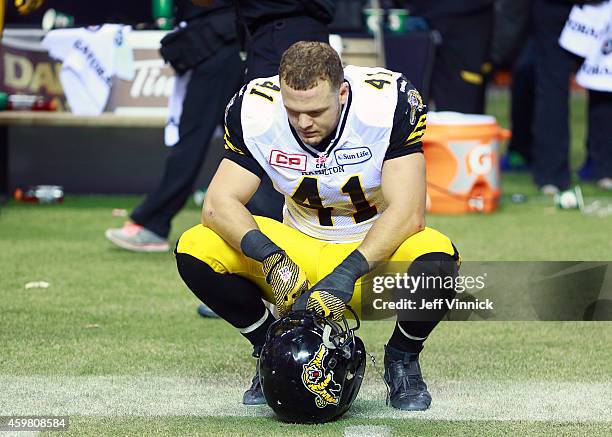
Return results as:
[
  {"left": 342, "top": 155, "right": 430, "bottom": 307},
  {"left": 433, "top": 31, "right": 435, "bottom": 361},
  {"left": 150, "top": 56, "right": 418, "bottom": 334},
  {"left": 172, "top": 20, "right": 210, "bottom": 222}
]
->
[{"left": 298, "top": 114, "right": 313, "bottom": 130}]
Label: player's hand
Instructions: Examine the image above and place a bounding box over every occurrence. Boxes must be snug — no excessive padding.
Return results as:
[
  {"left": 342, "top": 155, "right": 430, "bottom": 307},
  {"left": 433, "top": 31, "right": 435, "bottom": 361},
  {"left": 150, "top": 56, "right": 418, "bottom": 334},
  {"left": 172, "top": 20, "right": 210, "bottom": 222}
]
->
[
  {"left": 293, "top": 250, "right": 370, "bottom": 321},
  {"left": 293, "top": 287, "right": 347, "bottom": 321},
  {"left": 240, "top": 230, "right": 310, "bottom": 317},
  {"left": 262, "top": 251, "right": 309, "bottom": 317}
]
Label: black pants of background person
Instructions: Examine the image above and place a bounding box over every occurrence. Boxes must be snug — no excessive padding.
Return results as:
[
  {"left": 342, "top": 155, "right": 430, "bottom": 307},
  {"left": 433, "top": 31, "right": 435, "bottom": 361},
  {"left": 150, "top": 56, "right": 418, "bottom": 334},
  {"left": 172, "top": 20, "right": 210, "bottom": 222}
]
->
[
  {"left": 426, "top": 4, "right": 494, "bottom": 114},
  {"left": 508, "top": 39, "right": 536, "bottom": 164},
  {"left": 510, "top": 17, "right": 612, "bottom": 185},
  {"left": 587, "top": 90, "right": 612, "bottom": 181},
  {"left": 531, "top": 0, "right": 578, "bottom": 190},
  {"left": 242, "top": 15, "right": 330, "bottom": 216},
  {"left": 245, "top": 15, "right": 329, "bottom": 79},
  {"left": 130, "top": 44, "right": 244, "bottom": 239},
  {"left": 131, "top": 16, "right": 330, "bottom": 238}
]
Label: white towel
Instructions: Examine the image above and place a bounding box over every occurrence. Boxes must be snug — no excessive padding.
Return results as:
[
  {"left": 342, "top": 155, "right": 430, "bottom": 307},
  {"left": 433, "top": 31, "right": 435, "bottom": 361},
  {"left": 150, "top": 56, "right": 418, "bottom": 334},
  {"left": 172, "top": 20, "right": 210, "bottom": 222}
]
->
[
  {"left": 164, "top": 70, "right": 192, "bottom": 147},
  {"left": 42, "top": 24, "right": 135, "bottom": 115},
  {"left": 560, "top": 1, "right": 612, "bottom": 92}
]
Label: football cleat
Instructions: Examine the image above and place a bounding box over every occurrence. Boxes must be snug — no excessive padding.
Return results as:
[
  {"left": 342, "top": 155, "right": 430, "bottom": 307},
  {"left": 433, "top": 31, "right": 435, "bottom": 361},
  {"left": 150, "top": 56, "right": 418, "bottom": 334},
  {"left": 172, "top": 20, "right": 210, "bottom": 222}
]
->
[
  {"left": 243, "top": 346, "right": 266, "bottom": 405},
  {"left": 383, "top": 344, "right": 432, "bottom": 411},
  {"left": 259, "top": 309, "right": 365, "bottom": 423},
  {"left": 242, "top": 368, "right": 266, "bottom": 405},
  {"left": 540, "top": 184, "right": 560, "bottom": 196},
  {"left": 598, "top": 177, "right": 612, "bottom": 191}
]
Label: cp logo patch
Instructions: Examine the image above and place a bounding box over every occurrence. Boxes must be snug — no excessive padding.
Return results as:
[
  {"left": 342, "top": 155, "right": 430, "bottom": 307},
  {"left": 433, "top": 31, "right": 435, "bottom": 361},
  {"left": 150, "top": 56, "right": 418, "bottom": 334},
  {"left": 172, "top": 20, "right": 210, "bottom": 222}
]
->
[{"left": 270, "top": 150, "right": 307, "bottom": 171}]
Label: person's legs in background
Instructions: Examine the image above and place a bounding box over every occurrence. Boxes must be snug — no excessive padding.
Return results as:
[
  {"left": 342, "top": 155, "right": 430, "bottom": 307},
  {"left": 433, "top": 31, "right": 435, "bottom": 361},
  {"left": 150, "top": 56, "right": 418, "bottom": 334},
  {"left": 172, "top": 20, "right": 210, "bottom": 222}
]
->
[
  {"left": 531, "top": 0, "right": 576, "bottom": 193},
  {"left": 587, "top": 90, "right": 612, "bottom": 190},
  {"left": 105, "top": 44, "right": 244, "bottom": 251},
  {"left": 245, "top": 16, "right": 330, "bottom": 80},
  {"left": 504, "top": 39, "right": 536, "bottom": 171},
  {"left": 426, "top": 4, "right": 494, "bottom": 114}
]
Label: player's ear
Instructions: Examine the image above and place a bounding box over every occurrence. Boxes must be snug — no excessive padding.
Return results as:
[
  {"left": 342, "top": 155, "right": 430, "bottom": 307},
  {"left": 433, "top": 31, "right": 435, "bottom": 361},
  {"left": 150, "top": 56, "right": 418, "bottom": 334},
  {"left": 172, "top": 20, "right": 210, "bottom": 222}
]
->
[{"left": 339, "top": 82, "right": 349, "bottom": 105}]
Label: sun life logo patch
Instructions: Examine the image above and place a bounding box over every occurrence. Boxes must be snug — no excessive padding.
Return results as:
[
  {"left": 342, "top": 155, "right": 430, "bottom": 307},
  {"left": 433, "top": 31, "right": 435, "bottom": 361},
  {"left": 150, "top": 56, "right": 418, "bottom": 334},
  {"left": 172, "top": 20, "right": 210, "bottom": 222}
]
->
[{"left": 602, "top": 39, "right": 612, "bottom": 56}]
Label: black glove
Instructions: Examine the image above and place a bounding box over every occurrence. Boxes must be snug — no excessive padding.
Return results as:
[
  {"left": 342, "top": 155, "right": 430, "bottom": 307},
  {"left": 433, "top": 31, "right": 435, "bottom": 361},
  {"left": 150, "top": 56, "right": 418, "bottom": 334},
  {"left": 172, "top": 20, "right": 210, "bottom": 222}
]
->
[
  {"left": 241, "top": 230, "right": 309, "bottom": 316},
  {"left": 294, "top": 250, "right": 370, "bottom": 321}
]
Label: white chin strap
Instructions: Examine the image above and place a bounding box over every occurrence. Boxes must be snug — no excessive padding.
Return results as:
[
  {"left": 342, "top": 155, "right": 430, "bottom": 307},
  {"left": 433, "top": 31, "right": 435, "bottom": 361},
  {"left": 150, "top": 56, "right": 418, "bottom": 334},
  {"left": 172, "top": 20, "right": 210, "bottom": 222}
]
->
[{"left": 322, "top": 325, "right": 336, "bottom": 349}]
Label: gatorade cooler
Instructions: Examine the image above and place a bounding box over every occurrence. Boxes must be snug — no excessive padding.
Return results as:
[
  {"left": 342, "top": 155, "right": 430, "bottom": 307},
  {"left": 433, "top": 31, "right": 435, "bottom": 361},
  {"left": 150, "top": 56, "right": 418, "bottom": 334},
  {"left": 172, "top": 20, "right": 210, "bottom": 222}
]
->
[{"left": 422, "top": 112, "right": 509, "bottom": 214}]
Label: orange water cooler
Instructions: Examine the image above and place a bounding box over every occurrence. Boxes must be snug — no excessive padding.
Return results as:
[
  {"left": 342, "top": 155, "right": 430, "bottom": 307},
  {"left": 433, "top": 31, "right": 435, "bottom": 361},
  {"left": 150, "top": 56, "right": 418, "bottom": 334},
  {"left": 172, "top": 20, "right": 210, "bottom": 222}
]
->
[{"left": 422, "top": 112, "right": 509, "bottom": 214}]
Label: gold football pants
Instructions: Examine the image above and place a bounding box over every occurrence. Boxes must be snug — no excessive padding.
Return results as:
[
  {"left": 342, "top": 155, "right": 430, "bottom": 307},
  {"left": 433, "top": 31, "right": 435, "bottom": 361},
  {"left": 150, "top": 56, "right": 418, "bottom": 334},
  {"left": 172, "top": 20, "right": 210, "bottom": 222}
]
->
[{"left": 176, "top": 216, "right": 457, "bottom": 314}]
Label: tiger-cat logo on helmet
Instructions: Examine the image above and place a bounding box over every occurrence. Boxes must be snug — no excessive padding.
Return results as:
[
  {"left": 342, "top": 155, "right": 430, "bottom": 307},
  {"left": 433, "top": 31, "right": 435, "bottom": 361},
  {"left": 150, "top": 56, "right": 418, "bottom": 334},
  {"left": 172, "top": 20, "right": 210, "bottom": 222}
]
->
[{"left": 301, "top": 344, "right": 341, "bottom": 408}]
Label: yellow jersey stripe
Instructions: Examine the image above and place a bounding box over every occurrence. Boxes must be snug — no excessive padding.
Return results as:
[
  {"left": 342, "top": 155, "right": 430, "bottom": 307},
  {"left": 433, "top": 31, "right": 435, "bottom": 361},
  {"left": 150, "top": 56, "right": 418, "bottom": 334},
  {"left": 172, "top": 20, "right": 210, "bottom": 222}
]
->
[
  {"left": 414, "top": 114, "right": 427, "bottom": 130},
  {"left": 405, "top": 125, "right": 426, "bottom": 145},
  {"left": 405, "top": 135, "right": 424, "bottom": 147},
  {"left": 224, "top": 134, "right": 244, "bottom": 155}
]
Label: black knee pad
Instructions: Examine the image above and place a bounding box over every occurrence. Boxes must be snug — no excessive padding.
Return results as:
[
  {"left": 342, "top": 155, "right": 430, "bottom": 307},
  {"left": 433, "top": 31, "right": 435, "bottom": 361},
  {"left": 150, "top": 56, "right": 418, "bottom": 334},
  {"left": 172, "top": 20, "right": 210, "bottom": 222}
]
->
[
  {"left": 392, "top": 252, "right": 459, "bottom": 322},
  {"left": 408, "top": 252, "right": 459, "bottom": 300}
]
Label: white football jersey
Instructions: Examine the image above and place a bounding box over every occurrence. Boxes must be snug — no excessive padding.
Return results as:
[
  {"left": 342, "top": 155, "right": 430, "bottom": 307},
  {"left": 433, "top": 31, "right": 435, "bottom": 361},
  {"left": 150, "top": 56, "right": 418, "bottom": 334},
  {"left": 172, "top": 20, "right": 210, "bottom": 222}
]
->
[{"left": 224, "top": 65, "right": 426, "bottom": 243}]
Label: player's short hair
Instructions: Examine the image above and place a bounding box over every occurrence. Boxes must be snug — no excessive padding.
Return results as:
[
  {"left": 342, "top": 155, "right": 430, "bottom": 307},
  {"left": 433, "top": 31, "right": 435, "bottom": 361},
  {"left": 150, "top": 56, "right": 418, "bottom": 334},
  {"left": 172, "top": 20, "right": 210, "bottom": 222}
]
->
[{"left": 279, "top": 41, "right": 344, "bottom": 91}]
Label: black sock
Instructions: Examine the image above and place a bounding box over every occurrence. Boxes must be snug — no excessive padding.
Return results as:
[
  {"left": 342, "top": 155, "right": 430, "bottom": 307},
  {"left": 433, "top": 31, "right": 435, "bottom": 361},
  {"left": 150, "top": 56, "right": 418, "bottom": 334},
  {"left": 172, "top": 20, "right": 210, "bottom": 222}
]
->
[
  {"left": 387, "top": 321, "right": 436, "bottom": 354},
  {"left": 241, "top": 310, "right": 276, "bottom": 352},
  {"left": 176, "top": 253, "right": 272, "bottom": 335}
]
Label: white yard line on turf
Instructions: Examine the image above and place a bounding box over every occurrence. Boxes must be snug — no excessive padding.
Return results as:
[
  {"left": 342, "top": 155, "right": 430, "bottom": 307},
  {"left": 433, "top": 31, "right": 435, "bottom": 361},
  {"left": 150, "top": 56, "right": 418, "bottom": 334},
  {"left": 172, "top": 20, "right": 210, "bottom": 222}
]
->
[
  {"left": 0, "top": 377, "right": 611, "bottom": 422},
  {"left": 344, "top": 425, "right": 391, "bottom": 437},
  {"left": 0, "top": 433, "right": 39, "bottom": 437}
]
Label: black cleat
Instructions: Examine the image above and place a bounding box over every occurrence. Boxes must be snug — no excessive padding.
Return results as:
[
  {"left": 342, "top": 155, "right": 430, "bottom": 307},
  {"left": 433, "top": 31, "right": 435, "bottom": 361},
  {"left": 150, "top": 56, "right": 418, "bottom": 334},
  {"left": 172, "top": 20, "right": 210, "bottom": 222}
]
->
[
  {"left": 383, "top": 345, "right": 432, "bottom": 411},
  {"left": 243, "top": 347, "right": 266, "bottom": 405},
  {"left": 243, "top": 369, "right": 266, "bottom": 405}
]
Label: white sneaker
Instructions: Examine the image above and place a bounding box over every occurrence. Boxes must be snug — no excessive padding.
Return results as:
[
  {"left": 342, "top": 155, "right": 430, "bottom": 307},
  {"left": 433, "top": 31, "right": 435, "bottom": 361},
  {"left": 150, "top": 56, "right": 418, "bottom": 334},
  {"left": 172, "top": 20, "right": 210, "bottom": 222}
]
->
[
  {"left": 597, "top": 178, "right": 612, "bottom": 190},
  {"left": 105, "top": 222, "right": 169, "bottom": 253},
  {"left": 540, "top": 184, "right": 560, "bottom": 196}
]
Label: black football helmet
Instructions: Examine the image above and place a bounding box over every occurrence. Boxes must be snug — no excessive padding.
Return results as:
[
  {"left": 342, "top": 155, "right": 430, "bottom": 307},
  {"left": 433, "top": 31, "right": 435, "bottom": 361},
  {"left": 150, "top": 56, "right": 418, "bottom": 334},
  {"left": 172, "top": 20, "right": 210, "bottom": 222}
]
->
[{"left": 259, "top": 309, "right": 366, "bottom": 424}]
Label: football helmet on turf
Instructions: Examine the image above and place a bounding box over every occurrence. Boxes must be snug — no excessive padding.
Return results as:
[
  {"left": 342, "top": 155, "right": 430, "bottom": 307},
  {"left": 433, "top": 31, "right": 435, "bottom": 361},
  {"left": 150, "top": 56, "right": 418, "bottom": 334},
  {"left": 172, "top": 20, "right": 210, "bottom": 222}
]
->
[{"left": 259, "top": 309, "right": 366, "bottom": 423}]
